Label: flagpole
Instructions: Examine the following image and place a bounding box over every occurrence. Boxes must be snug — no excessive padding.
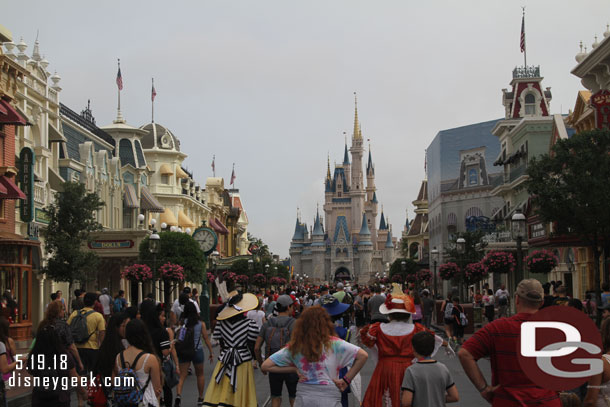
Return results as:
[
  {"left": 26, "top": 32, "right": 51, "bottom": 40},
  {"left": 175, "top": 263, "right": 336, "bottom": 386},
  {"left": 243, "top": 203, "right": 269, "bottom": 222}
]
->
[
  {"left": 151, "top": 77, "right": 155, "bottom": 123},
  {"left": 522, "top": 7, "right": 527, "bottom": 67},
  {"left": 117, "top": 59, "right": 121, "bottom": 115}
]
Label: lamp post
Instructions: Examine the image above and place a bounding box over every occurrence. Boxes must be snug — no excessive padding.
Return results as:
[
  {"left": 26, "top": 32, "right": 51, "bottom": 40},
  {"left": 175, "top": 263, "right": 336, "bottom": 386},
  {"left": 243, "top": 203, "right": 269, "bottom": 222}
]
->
[
  {"left": 511, "top": 209, "right": 527, "bottom": 290},
  {"left": 401, "top": 260, "right": 407, "bottom": 289},
  {"left": 431, "top": 247, "right": 439, "bottom": 299},
  {"left": 149, "top": 229, "right": 160, "bottom": 310},
  {"left": 456, "top": 237, "right": 466, "bottom": 301}
]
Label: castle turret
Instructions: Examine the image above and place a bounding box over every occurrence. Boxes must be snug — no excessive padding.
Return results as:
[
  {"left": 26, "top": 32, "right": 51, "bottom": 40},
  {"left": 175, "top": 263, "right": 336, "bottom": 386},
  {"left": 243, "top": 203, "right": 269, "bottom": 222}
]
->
[
  {"left": 349, "top": 94, "right": 366, "bottom": 235},
  {"left": 358, "top": 213, "right": 373, "bottom": 284},
  {"left": 311, "top": 210, "right": 326, "bottom": 281},
  {"left": 383, "top": 226, "right": 395, "bottom": 264}
]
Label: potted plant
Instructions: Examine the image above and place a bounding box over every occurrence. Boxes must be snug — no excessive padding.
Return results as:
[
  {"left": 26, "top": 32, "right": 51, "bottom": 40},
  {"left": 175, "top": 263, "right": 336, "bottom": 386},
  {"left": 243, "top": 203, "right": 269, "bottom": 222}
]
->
[
  {"left": 463, "top": 262, "right": 489, "bottom": 284},
  {"left": 481, "top": 251, "right": 516, "bottom": 274},
  {"left": 526, "top": 250, "right": 558, "bottom": 274},
  {"left": 122, "top": 264, "right": 153, "bottom": 282},
  {"left": 159, "top": 262, "right": 185, "bottom": 281},
  {"left": 439, "top": 262, "right": 460, "bottom": 280},
  {"left": 416, "top": 268, "right": 432, "bottom": 282}
]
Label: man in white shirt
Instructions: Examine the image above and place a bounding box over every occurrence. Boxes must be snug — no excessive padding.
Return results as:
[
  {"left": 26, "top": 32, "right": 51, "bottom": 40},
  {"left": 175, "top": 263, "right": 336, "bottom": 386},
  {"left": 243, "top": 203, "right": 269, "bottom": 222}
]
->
[
  {"left": 98, "top": 288, "right": 113, "bottom": 322},
  {"left": 495, "top": 285, "right": 510, "bottom": 318},
  {"left": 170, "top": 287, "right": 201, "bottom": 325}
]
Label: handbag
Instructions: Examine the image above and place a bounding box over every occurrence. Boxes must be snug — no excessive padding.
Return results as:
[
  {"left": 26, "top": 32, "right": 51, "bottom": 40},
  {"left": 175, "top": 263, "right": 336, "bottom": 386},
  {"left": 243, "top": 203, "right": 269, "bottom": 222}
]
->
[{"left": 162, "top": 357, "right": 179, "bottom": 388}]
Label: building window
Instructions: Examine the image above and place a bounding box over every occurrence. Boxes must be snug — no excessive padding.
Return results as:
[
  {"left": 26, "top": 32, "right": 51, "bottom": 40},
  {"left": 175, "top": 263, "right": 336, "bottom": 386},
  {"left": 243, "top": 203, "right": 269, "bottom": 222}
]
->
[
  {"left": 161, "top": 174, "right": 170, "bottom": 184},
  {"left": 123, "top": 209, "right": 132, "bottom": 229},
  {"left": 524, "top": 93, "right": 536, "bottom": 115},
  {"left": 468, "top": 168, "right": 478, "bottom": 185},
  {"left": 338, "top": 192, "right": 342, "bottom": 197}
]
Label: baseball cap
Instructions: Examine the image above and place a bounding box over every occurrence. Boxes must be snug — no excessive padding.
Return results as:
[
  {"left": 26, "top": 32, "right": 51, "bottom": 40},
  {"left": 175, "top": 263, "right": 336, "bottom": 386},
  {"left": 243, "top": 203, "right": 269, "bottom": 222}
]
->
[
  {"left": 516, "top": 279, "right": 544, "bottom": 302},
  {"left": 277, "top": 295, "right": 294, "bottom": 308}
]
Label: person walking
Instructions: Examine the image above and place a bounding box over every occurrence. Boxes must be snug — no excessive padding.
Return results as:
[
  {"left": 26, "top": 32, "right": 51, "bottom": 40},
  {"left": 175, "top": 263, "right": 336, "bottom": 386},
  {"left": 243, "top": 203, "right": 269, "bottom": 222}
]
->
[
  {"left": 360, "top": 290, "right": 448, "bottom": 407},
  {"left": 458, "top": 279, "right": 561, "bottom": 406},
  {"left": 141, "top": 301, "right": 172, "bottom": 406},
  {"left": 203, "top": 293, "right": 260, "bottom": 406},
  {"left": 495, "top": 284, "right": 509, "bottom": 318},
  {"left": 39, "top": 301, "right": 84, "bottom": 374},
  {"left": 262, "top": 306, "right": 368, "bottom": 407},
  {"left": 67, "top": 292, "right": 106, "bottom": 373},
  {"left": 112, "top": 319, "right": 162, "bottom": 407},
  {"left": 175, "top": 302, "right": 213, "bottom": 407},
  {"left": 113, "top": 290, "right": 127, "bottom": 314},
  {"left": 483, "top": 289, "right": 495, "bottom": 323},
  {"left": 98, "top": 288, "right": 113, "bottom": 322},
  {"left": 450, "top": 298, "right": 466, "bottom": 347},
  {"left": 0, "top": 317, "right": 16, "bottom": 403},
  {"left": 56, "top": 290, "right": 68, "bottom": 317},
  {"left": 421, "top": 289, "right": 435, "bottom": 329},
  {"left": 246, "top": 299, "right": 266, "bottom": 369},
  {"left": 440, "top": 294, "right": 454, "bottom": 342},
  {"left": 255, "top": 295, "right": 297, "bottom": 407},
  {"left": 368, "top": 286, "right": 388, "bottom": 324},
  {"left": 72, "top": 289, "right": 84, "bottom": 312},
  {"left": 401, "top": 331, "right": 459, "bottom": 407}
]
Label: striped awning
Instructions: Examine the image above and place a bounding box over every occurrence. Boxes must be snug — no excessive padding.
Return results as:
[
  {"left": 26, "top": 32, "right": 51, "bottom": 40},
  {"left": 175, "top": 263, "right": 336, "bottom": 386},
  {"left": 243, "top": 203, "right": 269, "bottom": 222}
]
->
[
  {"left": 160, "top": 208, "right": 178, "bottom": 226},
  {"left": 176, "top": 167, "right": 188, "bottom": 179},
  {"left": 0, "top": 176, "right": 25, "bottom": 199},
  {"left": 178, "top": 210, "right": 195, "bottom": 228},
  {"left": 159, "top": 163, "right": 173, "bottom": 175},
  {"left": 140, "top": 187, "right": 164, "bottom": 213},
  {"left": 123, "top": 184, "right": 139, "bottom": 209}
]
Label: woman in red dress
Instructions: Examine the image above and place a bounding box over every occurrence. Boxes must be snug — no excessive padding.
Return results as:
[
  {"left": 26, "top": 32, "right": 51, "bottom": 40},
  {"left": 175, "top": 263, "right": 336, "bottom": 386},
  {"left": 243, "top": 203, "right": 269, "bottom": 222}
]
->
[{"left": 360, "top": 290, "right": 450, "bottom": 407}]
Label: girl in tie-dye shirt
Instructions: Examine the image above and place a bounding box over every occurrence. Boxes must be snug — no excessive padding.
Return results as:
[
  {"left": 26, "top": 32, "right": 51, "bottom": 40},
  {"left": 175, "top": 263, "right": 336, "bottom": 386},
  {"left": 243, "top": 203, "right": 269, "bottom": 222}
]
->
[{"left": 262, "top": 307, "right": 368, "bottom": 407}]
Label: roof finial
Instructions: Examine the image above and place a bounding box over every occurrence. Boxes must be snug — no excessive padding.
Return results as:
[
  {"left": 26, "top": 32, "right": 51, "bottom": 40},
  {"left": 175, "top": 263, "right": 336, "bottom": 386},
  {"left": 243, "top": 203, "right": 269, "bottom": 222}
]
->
[
  {"left": 353, "top": 92, "right": 361, "bottom": 140},
  {"left": 327, "top": 153, "right": 331, "bottom": 179}
]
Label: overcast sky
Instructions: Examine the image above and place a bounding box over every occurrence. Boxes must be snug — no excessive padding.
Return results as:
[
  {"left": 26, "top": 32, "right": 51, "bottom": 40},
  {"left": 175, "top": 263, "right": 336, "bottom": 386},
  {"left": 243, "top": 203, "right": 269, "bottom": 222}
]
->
[{"left": 4, "top": 1, "right": 608, "bottom": 257}]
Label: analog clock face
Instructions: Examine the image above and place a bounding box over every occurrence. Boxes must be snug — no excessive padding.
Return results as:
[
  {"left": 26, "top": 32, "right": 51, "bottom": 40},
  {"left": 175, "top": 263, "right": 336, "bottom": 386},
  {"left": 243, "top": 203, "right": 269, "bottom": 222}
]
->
[{"left": 193, "top": 228, "right": 217, "bottom": 254}]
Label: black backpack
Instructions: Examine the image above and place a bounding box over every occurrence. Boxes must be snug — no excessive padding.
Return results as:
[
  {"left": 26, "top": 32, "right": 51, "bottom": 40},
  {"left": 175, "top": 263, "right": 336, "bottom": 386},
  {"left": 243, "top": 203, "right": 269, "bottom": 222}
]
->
[
  {"left": 265, "top": 317, "right": 294, "bottom": 358},
  {"left": 70, "top": 309, "right": 95, "bottom": 344},
  {"left": 174, "top": 325, "right": 200, "bottom": 360}
]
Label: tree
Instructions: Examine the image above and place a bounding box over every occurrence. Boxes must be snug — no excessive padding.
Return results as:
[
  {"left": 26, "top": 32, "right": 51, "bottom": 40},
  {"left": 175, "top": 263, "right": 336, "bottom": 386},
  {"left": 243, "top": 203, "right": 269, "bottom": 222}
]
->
[
  {"left": 525, "top": 129, "right": 610, "bottom": 322},
  {"left": 43, "top": 182, "right": 104, "bottom": 302},
  {"left": 389, "top": 258, "right": 419, "bottom": 284},
  {"left": 247, "top": 233, "right": 270, "bottom": 258}
]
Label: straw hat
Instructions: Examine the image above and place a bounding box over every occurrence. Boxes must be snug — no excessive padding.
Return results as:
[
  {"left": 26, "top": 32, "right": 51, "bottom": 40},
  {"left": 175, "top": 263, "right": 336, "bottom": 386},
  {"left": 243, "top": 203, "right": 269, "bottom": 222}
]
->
[
  {"left": 379, "top": 294, "right": 416, "bottom": 315},
  {"left": 216, "top": 292, "right": 259, "bottom": 321}
]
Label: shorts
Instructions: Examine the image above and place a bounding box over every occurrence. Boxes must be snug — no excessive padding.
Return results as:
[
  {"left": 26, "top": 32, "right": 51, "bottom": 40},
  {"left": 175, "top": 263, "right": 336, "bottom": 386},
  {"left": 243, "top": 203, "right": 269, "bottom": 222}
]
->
[
  {"left": 77, "top": 348, "right": 98, "bottom": 374},
  {"left": 453, "top": 323, "right": 464, "bottom": 338},
  {"left": 269, "top": 372, "right": 298, "bottom": 398},
  {"left": 178, "top": 347, "right": 204, "bottom": 365},
  {"left": 444, "top": 317, "right": 454, "bottom": 325}
]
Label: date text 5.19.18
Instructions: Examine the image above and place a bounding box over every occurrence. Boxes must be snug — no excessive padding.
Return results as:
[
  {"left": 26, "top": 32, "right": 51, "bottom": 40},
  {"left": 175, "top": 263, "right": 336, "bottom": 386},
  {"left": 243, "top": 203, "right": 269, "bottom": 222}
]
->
[{"left": 15, "top": 354, "right": 68, "bottom": 371}]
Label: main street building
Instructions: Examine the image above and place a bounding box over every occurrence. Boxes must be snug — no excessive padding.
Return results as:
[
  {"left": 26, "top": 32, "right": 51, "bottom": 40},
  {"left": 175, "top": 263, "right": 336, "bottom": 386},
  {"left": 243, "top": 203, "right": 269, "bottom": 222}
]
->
[{"left": 290, "top": 101, "right": 396, "bottom": 284}]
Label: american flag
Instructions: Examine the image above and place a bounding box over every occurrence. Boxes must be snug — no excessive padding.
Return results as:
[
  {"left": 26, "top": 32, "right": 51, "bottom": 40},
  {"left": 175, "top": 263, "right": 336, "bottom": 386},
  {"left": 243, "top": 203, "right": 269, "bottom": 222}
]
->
[
  {"left": 230, "top": 164, "right": 236, "bottom": 185},
  {"left": 151, "top": 82, "right": 156, "bottom": 102},
  {"left": 520, "top": 14, "right": 526, "bottom": 53},
  {"left": 116, "top": 66, "right": 123, "bottom": 90}
]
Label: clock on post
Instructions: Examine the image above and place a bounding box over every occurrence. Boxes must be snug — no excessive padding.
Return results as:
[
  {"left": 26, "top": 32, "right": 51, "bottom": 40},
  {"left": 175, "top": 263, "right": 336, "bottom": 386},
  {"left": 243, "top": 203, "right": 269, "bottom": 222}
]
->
[{"left": 192, "top": 224, "right": 218, "bottom": 255}]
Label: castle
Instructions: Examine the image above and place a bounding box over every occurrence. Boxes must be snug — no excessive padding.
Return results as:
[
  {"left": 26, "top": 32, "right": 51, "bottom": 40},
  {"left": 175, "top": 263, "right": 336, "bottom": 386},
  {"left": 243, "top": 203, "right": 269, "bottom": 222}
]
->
[{"left": 290, "top": 99, "right": 397, "bottom": 284}]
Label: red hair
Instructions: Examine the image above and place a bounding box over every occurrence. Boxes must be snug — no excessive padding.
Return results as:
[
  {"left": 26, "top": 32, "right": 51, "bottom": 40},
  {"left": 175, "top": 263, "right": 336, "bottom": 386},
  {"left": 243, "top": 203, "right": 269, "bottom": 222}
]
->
[{"left": 288, "top": 306, "right": 335, "bottom": 362}]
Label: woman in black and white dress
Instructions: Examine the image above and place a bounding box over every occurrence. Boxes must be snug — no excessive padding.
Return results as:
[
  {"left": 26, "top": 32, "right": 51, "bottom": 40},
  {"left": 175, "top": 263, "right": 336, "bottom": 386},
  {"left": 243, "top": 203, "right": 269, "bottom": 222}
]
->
[{"left": 202, "top": 293, "right": 259, "bottom": 407}]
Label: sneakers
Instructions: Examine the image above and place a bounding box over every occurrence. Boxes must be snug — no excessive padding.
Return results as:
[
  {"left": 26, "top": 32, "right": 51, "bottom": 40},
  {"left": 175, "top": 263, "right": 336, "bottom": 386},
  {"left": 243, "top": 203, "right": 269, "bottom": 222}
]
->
[
  {"left": 174, "top": 395, "right": 181, "bottom": 407},
  {"left": 197, "top": 398, "right": 204, "bottom": 407}
]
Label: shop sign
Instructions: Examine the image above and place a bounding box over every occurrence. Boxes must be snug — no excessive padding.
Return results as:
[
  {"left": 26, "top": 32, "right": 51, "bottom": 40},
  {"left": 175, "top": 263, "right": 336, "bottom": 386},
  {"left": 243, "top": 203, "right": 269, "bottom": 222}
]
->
[
  {"left": 530, "top": 222, "right": 547, "bottom": 239},
  {"left": 35, "top": 208, "right": 51, "bottom": 224},
  {"left": 88, "top": 240, "right": 135, "bottom": 250},
  {"left": 27, "top": 222, "right": 39, "bottom": 240},
  {"left": 590, "top": 90, "right": 610, "bottom": 130},
  {"left": 19, "top": 147, "right": 35, "bottom": 222}
]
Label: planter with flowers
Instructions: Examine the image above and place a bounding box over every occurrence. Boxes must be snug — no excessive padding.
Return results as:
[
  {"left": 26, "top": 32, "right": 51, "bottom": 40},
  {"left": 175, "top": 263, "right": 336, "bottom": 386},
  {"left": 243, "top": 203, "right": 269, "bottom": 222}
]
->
[
  {"left": 526, "top": 250, "right": 558, "bottom": 274},
  {"left": 159, "top": 263, "right": 185, "bottom": 281},
  {"left": 122, "top": 264, "right": 153, "bottom": 282},
  {"left": 251, "top": 273, "right": 266, "bottom": 287},
  {"left": 439, "top": 262, "right": 460, "bottom": 280},
  {"left": 463, "top": 262, "right": 489, "bottom": 284},
  {"left": 481, "top": 251, "right": 516, "bottom": 274},
  {"left": 416, "top": 268, "right": 432, "bottom": 282}
]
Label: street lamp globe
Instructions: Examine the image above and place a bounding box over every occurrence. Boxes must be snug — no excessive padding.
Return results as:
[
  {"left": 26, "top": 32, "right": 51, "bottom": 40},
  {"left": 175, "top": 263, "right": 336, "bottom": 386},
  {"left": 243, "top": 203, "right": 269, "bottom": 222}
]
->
[
  {"left": 401, "top": 260, "right": 406, "bottom": 272},
  {"left": 265, "top": 264, "right": 270, "bottom": 273},
  {"left": 248, "top": 259, "right": 254, "bottom": 271},
  {"left": 456, "top": 237, "right": 466, "bottom": 254},
  {"left": 137, "top": 214, "right": 145, "bottom": 224},
  {"left": 511, "top": 209, "right": 527, "bottom": 240},
  {"left": 150, "top": 218, "right": 157, "bottom": 227},
  {"left": 149, "top": 232, "right": 160, "bottom": 254},
  {"left": 431, "top": 248, "right": 439, "bottom": 262},
  {"left": 161, "top": 222, "right": 167, "bottom": 230},
  {"left": 185, "top": 228, "right": 191, "bottom": 235}
]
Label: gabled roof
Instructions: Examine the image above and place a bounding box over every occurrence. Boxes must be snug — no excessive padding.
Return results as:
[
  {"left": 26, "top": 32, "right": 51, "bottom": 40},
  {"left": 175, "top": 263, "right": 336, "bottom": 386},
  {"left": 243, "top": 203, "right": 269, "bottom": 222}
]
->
[
  {"left": 415, "top": 180, "right": 427, "bottom": 202},
  {"left": 407, "top": 213, "right": 424, "bottom": 237},
  {"left": 333, "top": 216, "right": 350, "bottom": 243}
]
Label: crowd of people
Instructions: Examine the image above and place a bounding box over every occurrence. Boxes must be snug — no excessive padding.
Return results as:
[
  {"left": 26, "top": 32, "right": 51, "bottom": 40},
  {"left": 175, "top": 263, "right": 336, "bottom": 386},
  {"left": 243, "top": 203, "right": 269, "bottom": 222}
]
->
[{"left": 0, "top": 277, "right": 607, "bottom": 406}]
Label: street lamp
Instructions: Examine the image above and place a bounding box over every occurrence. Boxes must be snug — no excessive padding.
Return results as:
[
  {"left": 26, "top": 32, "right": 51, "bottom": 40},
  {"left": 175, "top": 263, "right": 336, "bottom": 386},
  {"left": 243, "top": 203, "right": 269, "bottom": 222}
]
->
[
  {"left": 431, "top": 247, "right": 439, "bottom": 299},
  {"left": 511, "top": 208, "right": 527, "bottom": 288},
  {"left": 265, "top": 264, "right": 270, "bottom": 274},
  {"left": 248, "top": 259, "right": 254, "bottom": 273},
  {"left": 149, "top": 230, "right": 160, "bottom": 308},
  {"left": 456, "top": 237, "right": 466, "bottom": 301}
]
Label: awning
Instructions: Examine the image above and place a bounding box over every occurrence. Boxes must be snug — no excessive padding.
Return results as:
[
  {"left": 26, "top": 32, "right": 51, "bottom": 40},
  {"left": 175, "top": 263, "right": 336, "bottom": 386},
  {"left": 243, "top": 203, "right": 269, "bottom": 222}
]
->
[
  {"left": 175, "top": 167, "right": 188, "bottom": 179},
  {"left": 0, "top": 100, "right": 27, "bottom": 126},
  {"left": 140, "top": 187, "right": 164, "bottom": 213},
  {"left": 160, "top": 208, "right": 178, "bottom": 226},
  {"left": 48, "top": 167, "right": 65, "bottom": 192},
  {"left": 210, "top": 218, "right": 229, "bottom": 235},
  {"left": 0, "top": 176, "right": 26, "bottom": 199},
  {"left": 48, "top": 122, "right": 67, "bottom": 143},
  {"left": 0, "top": 181, "right": 7, "bottom": 195},
  {"left": 123, "top": 184, "right": 139, "bottom": 209},
  {"left": 159, "top": 163, "right": 173, "bottom": 175},
  {"left": 178, "top": 210, "right": 195, "bottom": 228}
]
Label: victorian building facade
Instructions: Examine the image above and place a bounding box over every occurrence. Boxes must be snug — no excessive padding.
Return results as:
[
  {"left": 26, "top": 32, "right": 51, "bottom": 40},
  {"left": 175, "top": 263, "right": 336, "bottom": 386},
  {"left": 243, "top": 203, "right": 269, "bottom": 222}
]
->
[{"left": 290, "top": 102, "right": 396, "bottom": 284}]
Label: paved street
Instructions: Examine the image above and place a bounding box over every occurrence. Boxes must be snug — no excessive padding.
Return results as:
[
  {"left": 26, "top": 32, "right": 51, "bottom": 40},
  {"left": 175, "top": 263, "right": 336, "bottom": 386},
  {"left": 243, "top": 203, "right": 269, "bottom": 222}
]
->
[{"left": 146, "top": 336, "right": 492, "bottom": 407}]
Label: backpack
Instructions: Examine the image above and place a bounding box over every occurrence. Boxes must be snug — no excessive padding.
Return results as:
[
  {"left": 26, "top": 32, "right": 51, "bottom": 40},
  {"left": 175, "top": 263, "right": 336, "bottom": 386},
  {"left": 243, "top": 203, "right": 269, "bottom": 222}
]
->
[
  {"left": 114, "top": 297, "right": 124, "bottom": 313},
  {"left": 87, "top": 373, "right": 108, "bottom": 407},
  {"left": 174, "top": 324, "right": 200, "bottom": 361},
  {"left": 113, "top": 351, "right": 150, "bottom": 407},
  {"left": 265, "top": 317, "right": 295, "bottom": 357},
  {"left": 444, "top": 302, "right": 454, "bottom": 319},
  {"left": 456, "top": 306, "right": 468, "bottom": 326},
  {"left": 69, "top": 309, "right": 94, "bottom": 344}
]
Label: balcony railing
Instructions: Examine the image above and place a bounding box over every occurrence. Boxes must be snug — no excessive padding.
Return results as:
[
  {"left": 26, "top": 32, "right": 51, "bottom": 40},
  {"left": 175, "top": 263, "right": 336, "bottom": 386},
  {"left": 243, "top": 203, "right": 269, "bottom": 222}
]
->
[
  {"left": 34, "top": 183, "right": 46, "bottom": 205},
  {"left": 513, "top": 65, "right": 540, "bottom": 79}
]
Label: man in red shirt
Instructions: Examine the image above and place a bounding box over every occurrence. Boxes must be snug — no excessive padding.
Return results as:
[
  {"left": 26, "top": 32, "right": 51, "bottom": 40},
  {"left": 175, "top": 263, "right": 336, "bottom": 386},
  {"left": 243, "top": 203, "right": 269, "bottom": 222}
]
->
[{"left": 458, "top": 279, "right": 560, "bottom": 406}]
